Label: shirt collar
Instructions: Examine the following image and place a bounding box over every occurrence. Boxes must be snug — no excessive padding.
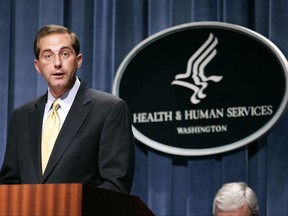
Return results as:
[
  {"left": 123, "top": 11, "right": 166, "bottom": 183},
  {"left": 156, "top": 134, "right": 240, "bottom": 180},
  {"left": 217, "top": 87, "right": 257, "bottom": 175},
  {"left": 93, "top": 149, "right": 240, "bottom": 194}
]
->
[{"left": 46, "top": 77, "right": 81, "bottom": 114}]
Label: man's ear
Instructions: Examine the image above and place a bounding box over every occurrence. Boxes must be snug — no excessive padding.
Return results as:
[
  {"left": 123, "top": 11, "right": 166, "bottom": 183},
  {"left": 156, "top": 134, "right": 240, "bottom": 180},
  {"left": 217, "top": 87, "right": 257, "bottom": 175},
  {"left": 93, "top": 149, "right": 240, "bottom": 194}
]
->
[
  {"left": 76, "top": 54, "right": 83, "bottom": 69},
  {"left": 34, "top": 59, "right": 42, "bottom": 75}
]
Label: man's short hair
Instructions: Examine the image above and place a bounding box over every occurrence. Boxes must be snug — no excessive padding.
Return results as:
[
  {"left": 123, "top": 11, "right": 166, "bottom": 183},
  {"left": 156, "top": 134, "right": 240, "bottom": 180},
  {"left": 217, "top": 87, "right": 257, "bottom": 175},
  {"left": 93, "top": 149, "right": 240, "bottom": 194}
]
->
[
  {"left": 33, "top": 24, "right": 80, "bottom": 59},
  {"left": 213, "top": 182, "right": 259, "bottom": 216}
]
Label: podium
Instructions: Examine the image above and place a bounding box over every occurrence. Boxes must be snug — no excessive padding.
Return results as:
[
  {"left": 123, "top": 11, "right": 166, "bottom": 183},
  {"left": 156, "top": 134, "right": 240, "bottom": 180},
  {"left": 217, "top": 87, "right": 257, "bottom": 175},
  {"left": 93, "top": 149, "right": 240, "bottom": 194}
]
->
[{"left": 0, "top": 183, "right": 155, "bottom": 216}]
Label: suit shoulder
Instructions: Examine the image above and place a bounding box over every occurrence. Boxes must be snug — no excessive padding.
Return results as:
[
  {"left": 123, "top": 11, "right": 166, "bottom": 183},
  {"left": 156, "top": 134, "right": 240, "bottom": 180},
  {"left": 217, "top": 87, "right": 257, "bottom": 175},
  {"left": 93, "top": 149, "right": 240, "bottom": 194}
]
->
[
  {"left": 13, "top": 95, "right": 45, "bottom": 112},
  {"left": 88, "top": 89, "right": 123, "bottom": 103}
]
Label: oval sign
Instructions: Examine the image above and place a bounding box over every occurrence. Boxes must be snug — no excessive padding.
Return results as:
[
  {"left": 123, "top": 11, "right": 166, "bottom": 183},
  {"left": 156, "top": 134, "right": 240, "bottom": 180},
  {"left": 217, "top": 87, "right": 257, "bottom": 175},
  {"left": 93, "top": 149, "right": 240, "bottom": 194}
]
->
[{"left": 113, "top": 22, "right": 288, "bottom": 156}]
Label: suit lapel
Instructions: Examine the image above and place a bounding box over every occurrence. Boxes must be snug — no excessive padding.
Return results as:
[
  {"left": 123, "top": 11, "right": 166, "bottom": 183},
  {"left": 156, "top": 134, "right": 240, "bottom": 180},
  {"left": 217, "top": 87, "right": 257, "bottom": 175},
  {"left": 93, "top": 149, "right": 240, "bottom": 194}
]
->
[
  {"left": 28, "top": 95, "right": 47, "bottom": 182},
  {"left": 41, "top": 83, "right": 92, "bottom": 182}
]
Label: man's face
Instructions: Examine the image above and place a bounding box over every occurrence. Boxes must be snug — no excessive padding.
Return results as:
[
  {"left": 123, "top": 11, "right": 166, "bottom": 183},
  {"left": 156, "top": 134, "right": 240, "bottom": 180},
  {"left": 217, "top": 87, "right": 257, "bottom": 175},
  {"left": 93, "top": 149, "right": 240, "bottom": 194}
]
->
[
  {"left": 34, "top": 33, "right": 82, "bottom": 97},
  {"left": 215, "top": 203, "right": 252, "bottom": 216}
]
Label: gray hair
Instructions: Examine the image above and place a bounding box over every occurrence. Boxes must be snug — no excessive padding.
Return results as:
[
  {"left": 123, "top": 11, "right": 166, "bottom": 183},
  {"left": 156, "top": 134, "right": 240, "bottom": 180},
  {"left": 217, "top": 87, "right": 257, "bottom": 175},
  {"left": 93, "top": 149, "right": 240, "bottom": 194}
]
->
[{"left": 213, "top": 182, "right": 259, "bottom": 216}]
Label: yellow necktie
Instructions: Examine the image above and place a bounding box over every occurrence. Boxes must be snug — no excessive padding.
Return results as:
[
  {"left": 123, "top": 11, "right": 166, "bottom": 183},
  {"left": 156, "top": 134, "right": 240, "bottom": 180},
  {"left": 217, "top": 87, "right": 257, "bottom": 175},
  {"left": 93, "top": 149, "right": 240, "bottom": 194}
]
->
[{"left": 41, "top": 100, "right": 60, "bottom": 174}]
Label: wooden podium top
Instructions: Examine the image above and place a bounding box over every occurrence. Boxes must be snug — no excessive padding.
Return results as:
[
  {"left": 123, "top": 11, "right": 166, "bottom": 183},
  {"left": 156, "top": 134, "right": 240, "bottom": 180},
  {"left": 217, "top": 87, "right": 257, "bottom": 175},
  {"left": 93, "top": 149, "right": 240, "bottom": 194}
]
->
[{"left": 0, "top": 183, "right": 154, "bottom": 216}]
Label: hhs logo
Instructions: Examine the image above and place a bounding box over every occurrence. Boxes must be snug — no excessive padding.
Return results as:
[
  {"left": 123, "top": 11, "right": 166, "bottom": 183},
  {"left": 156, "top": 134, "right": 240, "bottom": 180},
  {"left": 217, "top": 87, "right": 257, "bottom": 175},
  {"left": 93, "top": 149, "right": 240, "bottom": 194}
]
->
[
  {"left": 172, "top": 33, "right": 223, "bottom": 104},
  {"left": 113, "top": 22, "right": 288, "bottom": 155}
]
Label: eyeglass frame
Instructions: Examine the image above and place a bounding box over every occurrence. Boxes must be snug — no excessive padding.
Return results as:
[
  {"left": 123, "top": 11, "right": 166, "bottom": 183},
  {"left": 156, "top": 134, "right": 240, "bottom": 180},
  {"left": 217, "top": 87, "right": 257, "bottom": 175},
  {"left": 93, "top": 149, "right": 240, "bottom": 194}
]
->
[{"left": 38, "top": 49, "right": 76, "bottom": 62}]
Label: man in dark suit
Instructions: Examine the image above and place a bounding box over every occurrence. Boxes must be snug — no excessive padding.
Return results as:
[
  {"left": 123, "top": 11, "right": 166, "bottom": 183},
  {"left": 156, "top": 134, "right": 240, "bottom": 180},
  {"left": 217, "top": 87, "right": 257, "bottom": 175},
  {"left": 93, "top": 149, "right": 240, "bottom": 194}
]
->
[{"left": 0, "top": 24, "right": 135, "bottom": 193}]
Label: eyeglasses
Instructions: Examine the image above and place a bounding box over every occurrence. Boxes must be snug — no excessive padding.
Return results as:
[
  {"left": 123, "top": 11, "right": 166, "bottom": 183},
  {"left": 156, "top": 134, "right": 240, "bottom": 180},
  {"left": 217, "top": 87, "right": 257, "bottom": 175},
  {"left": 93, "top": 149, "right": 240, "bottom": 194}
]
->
[{"left": 39, "top": 50, "right": 75, "bottom": 62}]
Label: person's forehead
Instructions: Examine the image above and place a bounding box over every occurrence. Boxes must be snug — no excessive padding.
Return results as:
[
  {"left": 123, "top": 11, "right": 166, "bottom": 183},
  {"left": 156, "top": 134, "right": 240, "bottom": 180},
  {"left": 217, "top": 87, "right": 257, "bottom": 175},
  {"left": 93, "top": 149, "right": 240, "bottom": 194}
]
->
[
  {"left": 38, "top": 33, "right": 73, "bottom": 50},
  {"left": 216, "top": 203, "right": 251, "bottom": 216}
]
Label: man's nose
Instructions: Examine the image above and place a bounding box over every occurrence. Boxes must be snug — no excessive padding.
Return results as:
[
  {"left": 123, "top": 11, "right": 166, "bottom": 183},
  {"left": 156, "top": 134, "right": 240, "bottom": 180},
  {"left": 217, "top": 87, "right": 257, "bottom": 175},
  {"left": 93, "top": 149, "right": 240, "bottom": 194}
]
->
[{"left": 54, "top": 54, "right": 62, "bottom": 66}]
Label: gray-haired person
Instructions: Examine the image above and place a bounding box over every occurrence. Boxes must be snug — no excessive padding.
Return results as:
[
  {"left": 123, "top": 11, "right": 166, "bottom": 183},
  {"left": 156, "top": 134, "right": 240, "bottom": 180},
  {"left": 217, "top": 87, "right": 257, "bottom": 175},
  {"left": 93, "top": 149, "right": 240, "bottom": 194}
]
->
[{"left": 213, "top": 182, "right": 259, "bottom": 216}]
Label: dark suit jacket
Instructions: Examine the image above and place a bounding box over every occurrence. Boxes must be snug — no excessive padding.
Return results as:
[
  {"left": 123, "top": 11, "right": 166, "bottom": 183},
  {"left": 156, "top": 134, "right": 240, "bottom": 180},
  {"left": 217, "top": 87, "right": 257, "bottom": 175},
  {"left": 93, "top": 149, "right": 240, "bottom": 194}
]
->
[{"left": 0, "top": 82, "right": 135, "bottom": 193}]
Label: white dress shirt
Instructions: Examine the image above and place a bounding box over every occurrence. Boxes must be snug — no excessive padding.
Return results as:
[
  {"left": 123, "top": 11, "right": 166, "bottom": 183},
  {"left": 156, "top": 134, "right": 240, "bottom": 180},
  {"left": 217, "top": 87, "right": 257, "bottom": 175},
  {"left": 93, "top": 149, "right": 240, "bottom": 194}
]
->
[{"left": 42, "top": 77, "right": 81, "bottom": 129}]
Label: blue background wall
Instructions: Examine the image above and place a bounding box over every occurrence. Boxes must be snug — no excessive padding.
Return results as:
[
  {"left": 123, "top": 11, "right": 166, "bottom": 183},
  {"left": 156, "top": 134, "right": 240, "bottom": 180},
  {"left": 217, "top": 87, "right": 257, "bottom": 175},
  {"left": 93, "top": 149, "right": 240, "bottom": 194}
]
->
[{"left": 1, "top": 0, "right": 288, "bottom": 215}]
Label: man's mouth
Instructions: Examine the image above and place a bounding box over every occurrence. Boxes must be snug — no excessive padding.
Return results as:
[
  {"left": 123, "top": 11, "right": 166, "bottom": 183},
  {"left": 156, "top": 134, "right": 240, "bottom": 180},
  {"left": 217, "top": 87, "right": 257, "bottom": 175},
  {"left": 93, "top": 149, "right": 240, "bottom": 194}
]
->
[{"left": 53, "top": 72, "right": 64, "bottom": 77}]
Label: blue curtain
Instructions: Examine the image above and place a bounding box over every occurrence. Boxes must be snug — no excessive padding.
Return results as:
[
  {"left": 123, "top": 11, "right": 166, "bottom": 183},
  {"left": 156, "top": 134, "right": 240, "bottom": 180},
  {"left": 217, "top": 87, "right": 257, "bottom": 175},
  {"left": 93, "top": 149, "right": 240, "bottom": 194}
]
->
[{"left": 1, "top": 0, "right": 288, "bottom": 215}]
